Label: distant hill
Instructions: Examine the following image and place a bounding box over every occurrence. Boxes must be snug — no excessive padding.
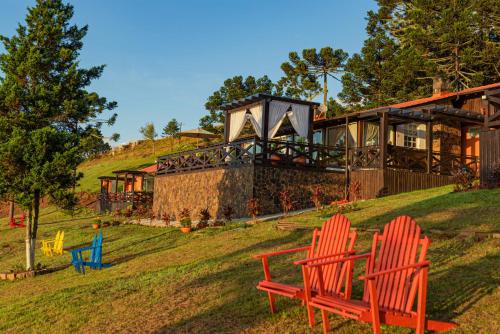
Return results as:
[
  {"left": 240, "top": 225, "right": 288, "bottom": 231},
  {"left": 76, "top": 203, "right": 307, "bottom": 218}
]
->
[{"left": 77, "top": 136, "right": 213, "bottom": 193}]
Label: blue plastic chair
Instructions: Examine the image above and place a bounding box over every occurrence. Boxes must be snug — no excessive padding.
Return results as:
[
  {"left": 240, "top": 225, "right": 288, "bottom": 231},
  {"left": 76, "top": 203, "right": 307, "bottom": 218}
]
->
[{"left": 70, "top": 231, "right": 111, "bottom": 274}]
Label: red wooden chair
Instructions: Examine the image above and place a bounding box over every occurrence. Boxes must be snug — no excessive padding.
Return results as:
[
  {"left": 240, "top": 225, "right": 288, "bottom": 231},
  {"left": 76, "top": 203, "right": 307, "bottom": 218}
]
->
[
  {"left": 253, "top": 214, "right": 357, "bottom": 319},
  {"left": 299, "top": 215, "right": 456, "bottom": 334},
  {"left": 9, "top": 214, "right": 26, "bottom": 229}
]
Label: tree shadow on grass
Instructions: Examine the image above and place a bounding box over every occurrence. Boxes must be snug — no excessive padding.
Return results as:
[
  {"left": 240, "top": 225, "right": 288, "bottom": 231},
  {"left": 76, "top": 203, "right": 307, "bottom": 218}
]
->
[{"left": 152, "top": 230, "right": 312, "bottom": 333}]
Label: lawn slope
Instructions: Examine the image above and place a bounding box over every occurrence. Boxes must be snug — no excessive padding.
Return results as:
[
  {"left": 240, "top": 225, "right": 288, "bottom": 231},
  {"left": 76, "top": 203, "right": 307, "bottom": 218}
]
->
[{"left": 0, "top": 185, "right": 498, "bottom": 333}]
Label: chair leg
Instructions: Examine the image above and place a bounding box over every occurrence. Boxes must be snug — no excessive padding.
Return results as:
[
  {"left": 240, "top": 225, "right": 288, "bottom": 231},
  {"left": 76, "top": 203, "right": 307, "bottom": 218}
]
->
[
  {"left": 321, "top": 310, "right": 330, "bottom": 333},
  {"left": 306, "top": 303, "right": 315, "bottom": 327},
  {"left": 368, "top": 280, "right": 381, "bottom": 334},
  {"left": 267, "top": 292, "right": 276, "bottom": 313},
  {"left": 416, "top": 268, "right": 428, "bottom": 334}
]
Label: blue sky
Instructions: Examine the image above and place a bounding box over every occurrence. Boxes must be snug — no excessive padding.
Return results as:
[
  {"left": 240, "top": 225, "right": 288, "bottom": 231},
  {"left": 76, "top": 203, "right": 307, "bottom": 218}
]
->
[{"left": 0, "top": 0, "right": 377, "bottom": 144}]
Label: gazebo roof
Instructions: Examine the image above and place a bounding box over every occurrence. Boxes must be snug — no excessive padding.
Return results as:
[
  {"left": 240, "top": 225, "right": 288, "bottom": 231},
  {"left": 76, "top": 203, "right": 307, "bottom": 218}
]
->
[{"left": 221, "top": 94, "right": 319, "bottom": 111}]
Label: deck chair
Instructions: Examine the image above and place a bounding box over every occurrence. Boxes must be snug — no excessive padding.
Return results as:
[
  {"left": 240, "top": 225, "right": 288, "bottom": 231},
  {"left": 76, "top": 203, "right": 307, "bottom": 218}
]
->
[
  {"left": 41, "top": 231, "right": 65, "bottom": 256},
  {"left": 253, "top": 214, "right": 357, "bottom": 318},
  {"left": 300, "top": 215, "right": 457, "bottom": 334},
  {"left": 9, "top": 214, "right": 26, "bottom": 229},
  {"left": 70, "top": 231, "right": 111, "bottom": 274}
]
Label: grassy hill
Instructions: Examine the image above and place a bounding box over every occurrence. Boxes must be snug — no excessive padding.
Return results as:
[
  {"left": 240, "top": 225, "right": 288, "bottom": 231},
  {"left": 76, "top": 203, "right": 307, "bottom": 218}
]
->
[
  {"left": 0, "top": 185, "right": 499, "bottom": 333},
  {"left": 76, "top": 136, "right": 211, "bottom": 193}
]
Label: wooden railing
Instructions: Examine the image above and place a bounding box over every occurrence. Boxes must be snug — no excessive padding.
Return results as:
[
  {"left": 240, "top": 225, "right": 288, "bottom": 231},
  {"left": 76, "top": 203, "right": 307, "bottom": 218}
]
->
[
  {"left": 156, "top": 138, "right": 346, "bottom": 175},
  {"left": 349, "top": 146, "right": 381, "bottom": 169}
]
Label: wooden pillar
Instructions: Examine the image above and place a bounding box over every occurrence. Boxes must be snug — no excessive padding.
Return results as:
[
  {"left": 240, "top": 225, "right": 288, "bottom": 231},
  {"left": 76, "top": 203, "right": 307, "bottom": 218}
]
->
[
  {"left": 379, "top": 112, "right": 388, "bottom": 169},
  {"left": 426, "top": 121, "right": 433, "bottom": 174},
  {"left": 262, "top": 99, "right": 270, "bottom": 162},
  {"left": 357, "top": 120, "right": 363, "bottom": 148},
  {"left": 392, "top": 124, "right": 397, "bottom": 146},
  {"left": 482, "top": 96, "right": 490, "bottom": 129},
  {"left": 345, "top": 116, "right": 349, "bottom": 199},
  {"left": 308, "top": 105, "right": 314, "bottom": 164},
  {"left": 223, "top": 110, "right": 230, "bottom": 143},
  {"left": 114, "top": 174, "right": 118, "bottom": 193}
]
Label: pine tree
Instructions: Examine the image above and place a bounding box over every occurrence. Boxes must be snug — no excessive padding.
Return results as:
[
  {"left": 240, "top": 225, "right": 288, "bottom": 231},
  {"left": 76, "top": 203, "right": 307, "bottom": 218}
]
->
[
  {"left": 0, "top": 0, "right": 117, "bottom": 270},
  {"left": 277, "top": 47, "right": 348, "bottom": 105},
  {"left": 201, "top": 75, "right": 275, "bottom": 133},
  {"left": 386, "top": 0, "right": 500, "bottom": 90},
  {"left": 162, "top": 118, "right": 182, "bottom": 138}
]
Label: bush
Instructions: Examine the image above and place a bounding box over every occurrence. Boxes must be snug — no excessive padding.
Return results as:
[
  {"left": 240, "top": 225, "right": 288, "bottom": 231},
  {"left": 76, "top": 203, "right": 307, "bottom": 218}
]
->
[
  {"left": 247, "top": 198, "right": 260, "bottom": 222},
  {"left": 279, "top": 190, "right": 293, "bottom": 216},
  {"left": 222, "top": 205, "right": 234, "bottom": 223},
  {"left": 452, "top": 167, "right": 475, "bottom": 192},
  {"left": 349, "top": 181, "right": 361, "bottom": 202},
  {"left": 198, "top": 208, "right": 210, "bottom": 229},
  {"left": 161, "top": 212, "right": 172, "bottom": 226},
  {"left": 311, "top": 186, "right": 324, "bottom": 211}
]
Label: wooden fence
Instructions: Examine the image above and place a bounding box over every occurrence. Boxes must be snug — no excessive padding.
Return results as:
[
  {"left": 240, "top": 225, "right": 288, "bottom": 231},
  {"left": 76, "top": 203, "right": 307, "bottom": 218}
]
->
[{"left": 480, "top": 129, "right": 500, "bottom": 187}]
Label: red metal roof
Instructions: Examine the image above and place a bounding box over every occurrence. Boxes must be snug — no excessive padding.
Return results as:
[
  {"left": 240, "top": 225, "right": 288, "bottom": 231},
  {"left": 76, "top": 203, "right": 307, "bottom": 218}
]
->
[
  {"left": 140, "top": 164, "right": 158, "bottom": 173},
  {"left": 388, "top": 82, "right": 500, "bottom": 109}
]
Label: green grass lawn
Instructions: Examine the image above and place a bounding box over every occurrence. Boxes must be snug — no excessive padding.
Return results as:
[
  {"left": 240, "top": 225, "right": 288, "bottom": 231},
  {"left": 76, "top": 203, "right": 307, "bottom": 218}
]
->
[{"left": 0, "top": 186, "right": 499, "bottom": 333}]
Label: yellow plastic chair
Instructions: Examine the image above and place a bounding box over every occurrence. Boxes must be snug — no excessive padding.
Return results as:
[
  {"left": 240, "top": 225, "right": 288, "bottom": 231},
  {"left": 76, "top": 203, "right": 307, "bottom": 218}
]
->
[{"left": 41, "top": 231, "right": 65, "bottom": 256}]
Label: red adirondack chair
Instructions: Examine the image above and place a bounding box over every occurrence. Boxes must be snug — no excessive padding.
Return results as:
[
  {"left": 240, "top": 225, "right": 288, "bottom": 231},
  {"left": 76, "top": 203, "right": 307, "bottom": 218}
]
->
[
  {"left": 9, "top": 214, "right": 25, "bottom": 229},
  {"left": 299, "top": 215, "right": 456, "bottom": 334},
  {"left": 253, "top": 214, "right": 357, "bottom": 319}
]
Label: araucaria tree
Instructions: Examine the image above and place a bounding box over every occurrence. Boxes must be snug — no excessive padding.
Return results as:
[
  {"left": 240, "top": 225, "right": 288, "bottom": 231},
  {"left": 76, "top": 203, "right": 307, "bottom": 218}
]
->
[
  {"left": 277, "top": 47, "right": 348, "bottom": 106},
  {"left": 0, "top": 0, "right": 117, "bottom": 270},
  {"left": 162, "top": 118, "right": 181, "bottom": 138},
  {"left": 140, "top": 122, "right": 158, "bottom": 155}
]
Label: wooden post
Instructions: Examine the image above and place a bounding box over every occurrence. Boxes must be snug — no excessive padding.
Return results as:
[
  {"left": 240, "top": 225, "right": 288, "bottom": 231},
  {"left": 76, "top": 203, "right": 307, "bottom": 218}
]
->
[
  {"left": 308, "top": 105, "right": 314, "bottom": 165},
  {"left": 345, "top": 116, "right": 349, "bottom": 200},
  {"left": 482, "top": 95, "right": 489, "bottom": 129},
  {"left": 262, "top": 99, "right": 270, "bottom": 163},
  {"left": 379, "top": 112, "right": 388, "bottom": 169},
  {"left": 223, "top": 111, "right": 230, "bottom": 143},
  {"left": 114, "top": 174, "right": 118, "bottom": 193},
  {"left": 392, "top": 124, "right": 397, "bottom": 146},
  {"left": 426, "top": 121, "right": 433, "bottom": 174}
]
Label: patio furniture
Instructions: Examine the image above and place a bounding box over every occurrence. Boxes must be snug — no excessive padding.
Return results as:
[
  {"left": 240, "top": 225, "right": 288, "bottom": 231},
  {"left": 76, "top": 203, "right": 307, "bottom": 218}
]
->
[
  {"left": 298, "top": 215, "right": 456, "bottom": 333},
  {"left": 9, "top": 214, "right": 25, "bottom": 229},
  {"left": 70, "top": 232, "right": 111, "bottom": 274},
  {"left": 253, "top": 214, "right": 357, "bottom": 317},
  {"left": 41, "top": 230, "right": 65, "bottom": 256}
]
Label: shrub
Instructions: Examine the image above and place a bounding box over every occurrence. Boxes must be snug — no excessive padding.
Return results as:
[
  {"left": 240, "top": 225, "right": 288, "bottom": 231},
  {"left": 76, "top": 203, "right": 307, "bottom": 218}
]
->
[
  {"left": 113, "top": 208, "right": 122, "bottom": 217},
  {"left": 247, "top": 198, "right": 260, "bottom": 222},
  {"left": 491, "top": 161, "right": 500, "bottom": 187},
  {"left": 452, "top": 167, "right": 475, "bottom": 192},
  {"left": 279, "top": 190, "right": 293, "bottom": 216},
  {"left": 222, "top": 205, "right": 234, "bottom": 223},
  {"left": 178, "top": 208, "right": 192, "bottom": 228},
  {"left": 349, "top": 181, "right": 362, "bottom": 202},
  {"left": 124, "top": 207, "right": 133, "bottom": 218},
  {"left": 198, "top": 208, "right": 210, "bottom": 229},
  {"left": 161, "top": 212, "right": 172, "bottom": 226},
  {"left": 311, "top": 186, "right": 324, "bottom": 211}
]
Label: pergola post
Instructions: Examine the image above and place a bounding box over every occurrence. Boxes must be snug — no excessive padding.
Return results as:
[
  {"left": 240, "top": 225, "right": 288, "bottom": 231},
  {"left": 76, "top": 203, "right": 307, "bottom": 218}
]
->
[
  {"left": 426, "top": 121, "right": 433, "bottom": 173},
  {"left": 345, "top": 116, "right": 349, "bottom": 200},
  {"left": 379, "top": 112, "right": 388, "bottom": 169},
  {"left": 308, "top": 104, "right": 314, "bottom": 164},
  {"left": 223, "top": 111, "right": 230, "bottom": 144},
  {"left": 262, "top": 99, "right": 270, "bottom": 162}
]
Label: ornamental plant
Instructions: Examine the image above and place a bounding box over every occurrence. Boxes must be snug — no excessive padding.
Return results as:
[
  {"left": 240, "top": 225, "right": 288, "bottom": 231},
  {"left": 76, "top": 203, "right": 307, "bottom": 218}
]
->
[
  {"left": 311, "top": 186, "right": 324, "bottom": 211},
  {"left": 279, "top": 190, "right": 293, "bottom": 216},
  {"left": 198, "top": 208, "right": 210, "bottom": 229},
  {"left": 178, "top": 208, "right": 192, "bottom": 228},
  {"left": 247, "top": 198, "right": 260, "bottom": 222}
]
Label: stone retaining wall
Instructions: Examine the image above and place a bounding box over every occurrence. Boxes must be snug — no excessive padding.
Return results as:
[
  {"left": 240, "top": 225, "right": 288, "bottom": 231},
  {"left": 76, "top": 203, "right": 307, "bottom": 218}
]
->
[{"left": 152, "top": 165, "right": 345, "bottom": 220}]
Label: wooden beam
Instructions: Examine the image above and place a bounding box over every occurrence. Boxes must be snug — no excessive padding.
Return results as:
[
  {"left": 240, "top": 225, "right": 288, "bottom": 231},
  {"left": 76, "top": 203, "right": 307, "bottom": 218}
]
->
[
  {"left": 223, "top": 112, "right": 230, "bottom": 143},
  {"left": 487, "top": 95, "right": 500, "bottom": 106},
  {"left": 485, "top": 88, "right": 500, "bottom": 96},
  {"left": 426, "top": 121, "right": 433, "bottom": 174},
  {"left": 379, "top": 112, "right": 388, "bottom": 169}
]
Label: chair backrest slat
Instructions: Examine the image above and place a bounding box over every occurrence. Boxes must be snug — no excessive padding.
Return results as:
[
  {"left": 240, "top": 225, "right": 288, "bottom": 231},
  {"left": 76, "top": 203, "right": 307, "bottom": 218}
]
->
[
  {"left": 362, "top": 216, "right": 429, "bottom": 313},
  {"left": 310, "top": 214, "right": 356, "bottom": 296}
]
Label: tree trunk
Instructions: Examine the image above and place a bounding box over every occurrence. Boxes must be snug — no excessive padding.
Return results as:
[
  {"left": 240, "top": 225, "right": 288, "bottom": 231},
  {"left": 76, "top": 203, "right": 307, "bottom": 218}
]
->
[
  {"left": 8, "top": 200, "right": 14, "bottom": 223},
  {"left": 323, "top": 73, "right": 328, "bottom": 106},
  {"left": 25, "top": 206, "right": 34, "bottom": 270},
  {"left": 25, "top": 190, "right": 41, "bottom": 271}
]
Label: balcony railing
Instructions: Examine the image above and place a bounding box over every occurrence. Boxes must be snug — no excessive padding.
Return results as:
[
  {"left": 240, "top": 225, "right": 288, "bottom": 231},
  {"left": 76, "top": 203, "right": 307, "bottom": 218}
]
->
[
  {"left": 155, "top": 139, "right": 479, "bottom": 177},
  {"left": 156, "top": 138, "right": 346, "bottom": 175}
]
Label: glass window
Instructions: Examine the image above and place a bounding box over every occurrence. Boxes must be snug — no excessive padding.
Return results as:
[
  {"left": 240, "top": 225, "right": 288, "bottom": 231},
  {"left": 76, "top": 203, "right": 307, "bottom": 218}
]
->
[{"left": 403, "top": 124, "right": 418, "bottom": 148}]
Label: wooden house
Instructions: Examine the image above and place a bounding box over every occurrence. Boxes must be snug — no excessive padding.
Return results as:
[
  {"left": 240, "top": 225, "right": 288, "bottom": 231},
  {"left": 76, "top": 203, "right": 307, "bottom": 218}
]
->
[{"left": 151, "top": 80, "right": 500, "bottom": 220}]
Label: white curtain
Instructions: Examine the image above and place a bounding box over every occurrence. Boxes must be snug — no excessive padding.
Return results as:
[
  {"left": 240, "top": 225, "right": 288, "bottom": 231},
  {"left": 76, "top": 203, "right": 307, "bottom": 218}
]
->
[
  {"left": 228, "top": 109, "right": 248, "bottom": 141},
  {"left": 248, "top": 104, "right": 263, "bottom": 138},
  {"left": 288, "top": 104, "right": 309, "bottom": 138},
  {"left": 268, "top": 101, "right": 290, "bottom": 138}
]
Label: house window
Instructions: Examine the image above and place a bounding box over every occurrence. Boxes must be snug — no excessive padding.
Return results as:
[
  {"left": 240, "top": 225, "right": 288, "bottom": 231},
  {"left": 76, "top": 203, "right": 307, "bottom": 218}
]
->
[{"left": 403, "top": 124, "right": 418, "bottom": 148}]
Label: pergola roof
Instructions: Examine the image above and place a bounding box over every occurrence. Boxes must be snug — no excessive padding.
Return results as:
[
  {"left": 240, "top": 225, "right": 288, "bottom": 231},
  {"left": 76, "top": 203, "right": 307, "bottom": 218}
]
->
[{"left": 221, "top": 94, "right": 319, "bottom": 111}]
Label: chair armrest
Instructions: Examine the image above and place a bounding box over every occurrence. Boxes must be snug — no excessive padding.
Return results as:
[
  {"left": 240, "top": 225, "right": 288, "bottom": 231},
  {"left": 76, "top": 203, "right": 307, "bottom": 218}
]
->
[
  {"left": 252, "top": 246, "right": 311, "bottom": 259},
  {"left": 303, "top": 253, "right": 371, "bottom": 268},
  {"left": 359, "top": 261, "right": 431, "bottom": 280},
  {"left": 293, "top": 250, "right": 358, "bottom": 265}
]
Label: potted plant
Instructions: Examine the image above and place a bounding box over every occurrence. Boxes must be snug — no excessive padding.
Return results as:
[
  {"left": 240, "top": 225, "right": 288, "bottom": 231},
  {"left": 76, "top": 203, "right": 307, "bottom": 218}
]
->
[
  {"left": 92, "top": 219, "right": 101, "bottom": 230},
  {"left": 178, "top": 208, "right": 192, "bottom": 233}
]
